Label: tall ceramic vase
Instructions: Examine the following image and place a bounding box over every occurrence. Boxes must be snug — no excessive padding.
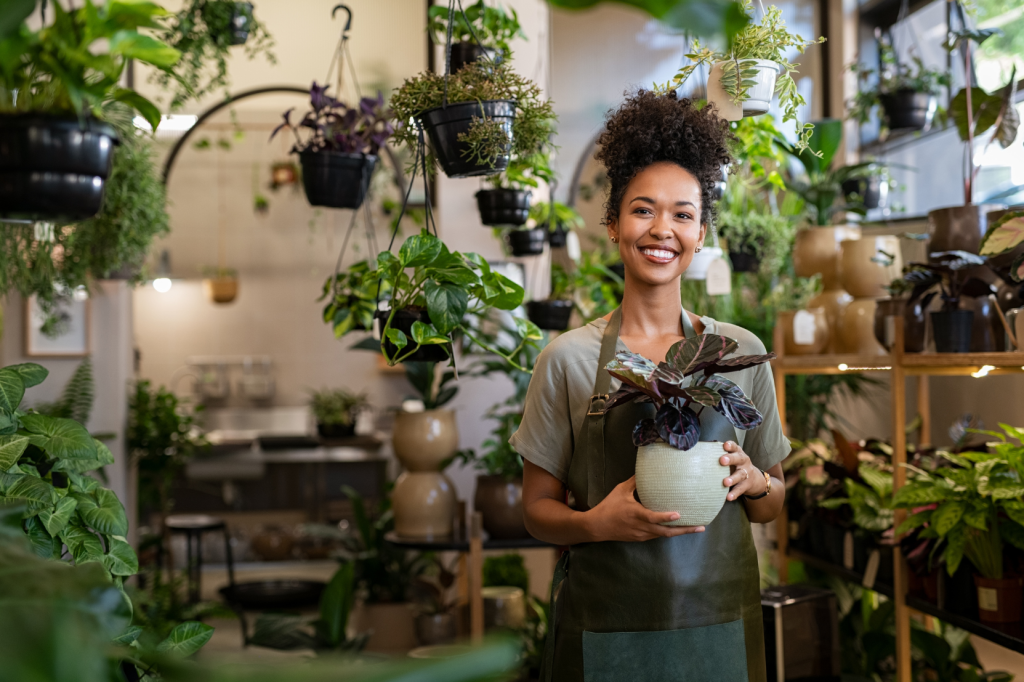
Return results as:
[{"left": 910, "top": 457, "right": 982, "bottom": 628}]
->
[
  {"left": 838, "top": 236, "right": 903, "bottom": 356},
  {"left": 391, "top": 410, "right": 458, "bottom": 539},
  {"left": 794, "top": 226, "right": 861, "bottom": 352}
]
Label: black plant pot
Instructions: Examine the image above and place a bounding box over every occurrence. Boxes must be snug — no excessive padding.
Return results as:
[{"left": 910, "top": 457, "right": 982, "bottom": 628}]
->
[
  {"left": 931, "top": 310, "right": 974, "bottom": 353},
  {"left": 420, "top": 100, "right": 516, "bottom": 178},
  {"left": 375, "top": 309, "right": 450, "bottom": 363},
  {"left": 317, "top": 422, "right": 356, "bottom": 440},
  {"left": 728, "top": 244, "right": 759, "bottom": 273},
  {"left": 448, "top": 41, "right": 499, "bottom": 74},
  {"left": 476, "top": 188, "right": 531, "bottom": 227},
  {"left": 506, "top": 227, "right": 546, "bottom": 257},
  {"left": 548, "top": 226, "right": 568, "bottom": 248},
  {"left": 0, "top": 114, "right": 118, "bottom": 220},
  {"left": 880, "top": 90, "right": 936, "bottom": 131},
  {"left": 526, "top": 300, "right": 573, "bottom": 331},
  {"left": 841, "top": 175, "right": 884, "bottom": 209},
  {"left": 299, "top": 150, "right": 376, "bottom": 210},
  {"left": 226, "top": 2, "right": 254, "bottom": 45}
]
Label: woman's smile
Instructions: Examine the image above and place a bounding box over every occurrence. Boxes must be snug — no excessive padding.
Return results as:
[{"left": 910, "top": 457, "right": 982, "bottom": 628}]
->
[{"left": 638, "top": 244, "right": 680, "bottom": 264}]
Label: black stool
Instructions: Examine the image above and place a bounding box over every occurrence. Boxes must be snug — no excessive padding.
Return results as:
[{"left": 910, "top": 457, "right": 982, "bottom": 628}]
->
[{"left": 165, "top": 514, "right": 235, "bottom": 603}]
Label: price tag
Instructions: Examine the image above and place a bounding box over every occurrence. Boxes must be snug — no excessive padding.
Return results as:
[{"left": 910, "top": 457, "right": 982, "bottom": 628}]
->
[
  {"left": 978, "top": 587, "right": 999, "bottom": 612},
  {"left": 793, "top": 310, "right": 816, "bottom": 345},
  {"left": 565, "top": 231, "right": 582, "bottom": 262},
  {"left": 705, "top": 257, "right": 732, "bottom": 296}
]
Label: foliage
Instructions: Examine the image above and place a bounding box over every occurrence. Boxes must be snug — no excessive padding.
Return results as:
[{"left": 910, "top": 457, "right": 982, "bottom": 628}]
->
[
  {"left": 448, "top": 409, "right": 524, "bottom": 479},
  {"left": 717, "top": 174, "right": 795, "bottom": 275},
  {"left": 529, "top": 200, "right": 584, "bottom": 233},
  {"left": 846, "top": 42, "right": 950, "bottom": 127},
  {"left": 412, "top": 554, "right": 459, "bottom": 616},
  {"left": 483, "top": 553, "right": 530, "bottom": 594},
  {"left": 34, "top": 358, "right": 94, "bottom": 425},
  {"left": 818, "top": 464, "right": 894, "bottom": 534},
  {"left": 151, "top": 0, "right": 275, "bottom": 110},
  {"left": 545, "top": 0, "right": 750, "bottom": 42},
  {"left": 485, "top": 151, "right": 554, "bottom": 190},
  {"left": 428, "top": 0, "right": 525, "bottom": 56},
  {"left": 901, "top": 251, "right": 993, "bottom": 313},
  {"left": 549, "top": 262, "right": 583, "bottom": 301},
  {"left": 309, "top": 388, "right": 367, "bottom": 427},
  {"left": 319, "top": 259, "right": 384, "bottom": 339},
  {"left": 390, "top": 59, "right": 556, "bottom": 173},
  {"left": 655, "top": 0, "right": 825, "bottom": 152},
  {"left": 602, "top": 335, "right": 774, "bottom": 450},
  {"left": 271, "top": 84, "right": 393, "bottom": 155},
  {"left": 893, "top": 424, "right": 1024, "bottom": 578},
  {"left": 979, "top": 210, "right": 1024, "bottom": 260},
  {"left": 948, "top": 70, "right": 1020, "bottom": 149},
  {"left": 462, "top": 309, "right": 546, "bottom": 407},
  {"left": 249, "top": 562, "right": 368, "bottom": 654},
  {"left": 518, "top": 596, "right": 549, "bottom": 681},
  {"left": 574, "top": 243, "right": 625, "bottom": 323},
  {"left": 404, "top": 361, "right": 458, "bottom": 410},
  {"left": 127, "top": 381, "right": 207, "bottom": 521},
  {"left": 0, "top": 0, "right": 179, "bottom": 128},
  {"left": 129, "top": 563, "right": 230, "bottom": 642},
  {"left": 728, "top": 114, "right": 789, "bottom": 190}
]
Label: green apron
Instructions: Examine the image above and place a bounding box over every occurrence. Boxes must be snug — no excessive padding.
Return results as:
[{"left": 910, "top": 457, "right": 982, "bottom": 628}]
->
[{"left": 543, "top": 308, "right": 766, "bottom": 682}]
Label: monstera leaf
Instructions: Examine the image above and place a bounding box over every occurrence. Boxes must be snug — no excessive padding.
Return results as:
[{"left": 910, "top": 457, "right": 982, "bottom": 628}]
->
[
  {"left": 654, "top": 403, "right": 700, "bottom": 451},
  {"left": 694, "top": 353, "right": 775, "bottom": 376},
  {"left": 704, "top": 376, "right": 763, "bottom": 430},
  {"left": 632, "top": 418, "right": 661, "bottom": 447},
  {"left": 665, "top": 334, "right": 738, "bottom": 377}
]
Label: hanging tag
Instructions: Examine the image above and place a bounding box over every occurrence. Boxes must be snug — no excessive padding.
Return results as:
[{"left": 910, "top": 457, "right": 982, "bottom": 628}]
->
[
  {"left": 862, "top": 549, "right": 881, "bottom": 589},
  {"left": 373, "top": 315, "right": 382, "bottom": 341},
  {"left": 34, "top": 222, "right": 54, "bottom": 243},
  {"left": 793, "top": 310, "right": 816, "bottom": 345},
  {"left": 978, "top": 587, "right": 999, "bottom": 612},
  {"left": 706, "top": 62, "right": 743, "bottom": 122},
  {"left": 565, "top": 231, "right": 582, "bottom": 262},
  {"left": 843, "top": 531, "right": 855, "bottom": 570},
  {"left": 705, "top": 257, "right": 731, "bottom": 296}
]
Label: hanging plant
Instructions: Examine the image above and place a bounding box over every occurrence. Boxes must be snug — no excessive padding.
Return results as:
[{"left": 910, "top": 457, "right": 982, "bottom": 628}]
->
[
  {"left": 847, "top": 42, "right": 950, "bottom": 132},
  {"left": 526, "top": 263, "right": 580, "bottom": 331},
  {"left": 271, "top": 83, "right": 393, "bottom": 210},
  {"left": 391, "top": 59, "right": 556, "bottom": 178},
  {"left": 151, "top": 0, "right": 275, "bottom": 110},
  {"left": 427, "top": 0, "right": 526, "bottom": 72},
  {"left": 476, "top": 152, "right": 553, "bottom": 227},
  {"left": 319, "top": 259, "right": 385, "bottom": 337},
  {"left": 529, "top": 199, "right": 584, "bottom": 247}
]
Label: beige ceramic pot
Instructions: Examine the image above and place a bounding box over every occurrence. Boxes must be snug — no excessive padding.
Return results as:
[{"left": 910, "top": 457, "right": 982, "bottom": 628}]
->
[
  {"left": 840, "top": 299, "right": 888, "bottom": 355},
  {"left": 203, "top": 277, "right": 238, "bottom": 304},
  {"left": 392, "top": 471, "right": 455, "bottom": 539},
  {"left": 839, "top": 236, "right": 903, "bottom": 298},
  {"left": 793, "top": 226, "right": 862, "bottom": 288},
  {"left": 482, "top": 586, "right": 527, "bottom": 629},
  {"left": 808, "top": 288, "right": 853, "bottom": 353},
  {"left": 474, "top": 475, "right": 528, "bottom": 539},
  {"left": 779, "top": 309, "right": 830, "bottom": 355},
  {"left": 349, "top": 601, "right": 418, "bottom": 653},
  {"left": 392, "top": 409, "right": 459, "bottom": 472},
  {"left": 635, "top": 441, "right": 729, "bottom": 527}
]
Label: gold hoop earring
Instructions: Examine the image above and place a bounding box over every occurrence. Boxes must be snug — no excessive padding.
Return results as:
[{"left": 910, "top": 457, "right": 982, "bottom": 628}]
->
[
  {"left": 611, "top": 236, "right": 618, "bottom": 243},
  {"left": 695, "top": 246, "right": 702, "bottom": 253}
]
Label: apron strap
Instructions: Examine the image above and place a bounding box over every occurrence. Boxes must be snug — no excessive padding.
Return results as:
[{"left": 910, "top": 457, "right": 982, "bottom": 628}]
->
[
  {"left": 593, "top": 307, "right": 622, "bottom": 396},
  {"left": 585, "top": 308, "right": 621, "bottom": 509},
  {"left": 540, "top": 549, "right": 570, "bottom": 682}
]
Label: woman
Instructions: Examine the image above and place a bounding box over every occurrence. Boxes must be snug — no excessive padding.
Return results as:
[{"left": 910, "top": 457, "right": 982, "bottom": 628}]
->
[{"left": 510, "top": 91, "right": 790, "bottom": 682}]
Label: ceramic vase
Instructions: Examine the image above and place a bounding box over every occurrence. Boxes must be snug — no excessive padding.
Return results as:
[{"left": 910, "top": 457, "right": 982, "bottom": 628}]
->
[
  {"left": 808, "top": 288, "right": 854, "bottom": 353},
  {"left": 635, "top": 441, "right": 729, "bottom": 527},
  {"left": 779, "top": 309, "right": 830, "bottom": 355},
  {"left": 793, "top": 226, "right": 862, "bottom": 288},
  {"left": 474, "top": 474, "right": 528, "bottom": 539},
  {"left": 928, "top": 204, "right": 1005, "bottom": 255},
  {"left": 839, "top": 236, "right": 903, "bottom": 299},
  {"left": 840, "top": 299, "right": 888, "bottom": 355},
  {"left": 392, "top": 410, "right": 459, "bottom": 538},
  {"left": 873, "top": 297, "right": 927, "bottom": 353},
  {"left": 350, "top": 601, "right": 418, "bottom": 652},
  {"left": 392, "top": 410, "right": 459, "bottom": 471}
]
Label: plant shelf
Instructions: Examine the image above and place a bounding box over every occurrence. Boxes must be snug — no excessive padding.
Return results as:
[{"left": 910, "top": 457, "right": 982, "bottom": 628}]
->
[
  {"left": 788, "top": 549, "right": 894, "bottom": 598},
  {"left": 906, "top": 594, "right": 1024, "bottom": 655}
]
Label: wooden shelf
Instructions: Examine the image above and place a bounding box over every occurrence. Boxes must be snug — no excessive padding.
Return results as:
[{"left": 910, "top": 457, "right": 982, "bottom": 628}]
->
[
  {"left": 773, "top": 354, "right": 892, "bottom": 375},
  {"left": 906, "top": 595, "right": 1024, "bottom": 655},
  {"left": 773, "top": 352, "right": 1024, "bottom": 376}
]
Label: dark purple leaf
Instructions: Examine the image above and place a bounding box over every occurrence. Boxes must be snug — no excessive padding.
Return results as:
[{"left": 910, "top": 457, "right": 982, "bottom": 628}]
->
[
  {"left": 655, "top": 379, "right": 691, "bottom": 400},
  {"left": 653, "top": 362, "right": 685, "bottom": 386},
  {"left": 666, "top": 334, "right": 739, "bottom": 377},
  {"left": 632, "top": 419, "right": 660, "bottom": 447},
  {"left": 960, "top": 277, "right": 994, "bottom": 298},
  {"left": 704, "top": 376, "right": 763, "bottom": 430},
  {"left": 682, "top": 385, "right": 721, "bottom": 407},
  {"left": 603, "top": 386, "right": 645, "bottom": 412},
  {"left": 654, "top": 403, "right": 700, "bottom": 450},
  {"left": 269, "top": 108, "right": 294, "bottom": 141},
  {"left": 607, "top": 370, "right": 660, "bottom": 401},
  {"left": 608, "top": 351, "right": 658, "bottom": 379},
  {"left": 695, "top": 353, "right": 776, "bottom": 376}
]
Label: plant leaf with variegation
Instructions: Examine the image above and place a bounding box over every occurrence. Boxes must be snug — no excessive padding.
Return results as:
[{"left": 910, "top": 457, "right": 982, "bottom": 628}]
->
[
  {"left": 666, "top": 334, "right": 739, "bottom": 377},
  {"left": 694, "top": 352, "right": 776, "bottom": 376},
  {"left": 704, "top": 376, "right": 763, "bottom": 430},
  {"left": 654, "top": 403, "right": 700, "bottom": 451},
  {"left": 979, "top": 211, "right": 1024, "bottom": 256},
  {"left": 157, "top": 621, "right": 215, "bottom": 656},
  {"left": 603, "top": 386, "right": 647, "bottom": 411},
  {"left": 632, "top": 419, "right": 660, "bottom": 447}
]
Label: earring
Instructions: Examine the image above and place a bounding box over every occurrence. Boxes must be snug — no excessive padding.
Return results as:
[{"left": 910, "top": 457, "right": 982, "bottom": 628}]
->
[
  {"left": 611, "top": 236, "right": 618, "bottom": 243},
  {"left": 695, "top": 246, "right": 702, "bottom": 253}
]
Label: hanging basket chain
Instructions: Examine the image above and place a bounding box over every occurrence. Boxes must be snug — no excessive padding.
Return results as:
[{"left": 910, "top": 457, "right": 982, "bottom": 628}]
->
[{"left": 330, "top": 209, "right": 362, "bottom": 298}]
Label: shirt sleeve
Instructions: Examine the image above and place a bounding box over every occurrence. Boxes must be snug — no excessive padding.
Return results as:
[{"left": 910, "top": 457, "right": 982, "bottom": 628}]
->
[
  {"left": 741, "top": 361, "right": 791, "bottom": 473},
  {"left": 509, "top": 343, "right": 575, "bottom": 484}
]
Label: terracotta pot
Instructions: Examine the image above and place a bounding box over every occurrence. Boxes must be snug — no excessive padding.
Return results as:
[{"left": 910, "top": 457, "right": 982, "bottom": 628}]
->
[
  {"left": 928, "top": 204, "right": 1006, "bottom": 255},
  {"left": 350, "top": 601, "right": 418, "bottom": 652},
  {"left": 808, "top": 288, "right": 853, "bottom": 353},
  {"left": 840, "top": 299, "right": 888, "bottom": 355},
  {"left": 779, "top": 309, "right": 830, "bottom": 355},
  {"left": 839, "top": 236, "right": 903, "bottom": 298},
  {"left": 482, "top": 586, "right": 526, "bottom": 629},
  {"left": 793, "top": 226, "right": 862, "bottom": 289},
  {"left": 974, "top": 574, "right": 1023, "bottom": 623},
  {"left": 873, "top": 297, "right": 927, "bottom": 353},
  {"left": 474, "top": 475, "right": 528, "bottom": 539},
  {"left": 392, "top": 409, "right": 459, "bottom": 471},
  {"left": 635, "top": 441, "right": 729, "bottom": 527},
  {"left": 392, "top": 471, "right": 455, "bottom": 539},
  {"left": 414, "top": 612, "right": 457, "bottom": 646},
  {"left": 204, "top": 277, "right": 238, "bottom": 304},
  {"left": 250, "top": 526, "right": 294, "bottom": 561}
]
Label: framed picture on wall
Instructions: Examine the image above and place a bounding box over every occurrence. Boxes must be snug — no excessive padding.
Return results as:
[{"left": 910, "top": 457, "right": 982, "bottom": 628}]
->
[{"left": 25, "top": 295, "right": 91, "bottom": 358}]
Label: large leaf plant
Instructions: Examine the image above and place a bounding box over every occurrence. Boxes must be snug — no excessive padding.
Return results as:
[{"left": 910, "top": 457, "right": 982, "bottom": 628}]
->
[{"left": 818, "top": 463, "right": 894, "bottom": 534}]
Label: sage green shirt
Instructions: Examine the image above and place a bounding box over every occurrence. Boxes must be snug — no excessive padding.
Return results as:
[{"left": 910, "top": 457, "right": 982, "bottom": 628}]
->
[{"left": 510, "top": 315, "right": 791, "bottom": 484}]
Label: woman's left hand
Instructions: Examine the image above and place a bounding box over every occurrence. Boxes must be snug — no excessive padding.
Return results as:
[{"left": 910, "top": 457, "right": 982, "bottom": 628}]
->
[{"left": 720, "top": 441, "right": 766, "bottom": 501}]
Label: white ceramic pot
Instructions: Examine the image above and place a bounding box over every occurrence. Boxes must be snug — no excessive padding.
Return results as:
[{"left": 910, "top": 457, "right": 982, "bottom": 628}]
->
[
  {"left": 635, "top": 441, "right": 729, "bottom": 527},
  {"left": 684, "top": 246, "right": 724, "bottom": 280},
  {"left": 741, "top": 60, "right": 781, "bottom": 116}
]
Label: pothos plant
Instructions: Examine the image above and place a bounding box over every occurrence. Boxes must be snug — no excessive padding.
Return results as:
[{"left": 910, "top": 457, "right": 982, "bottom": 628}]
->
[
  {"left": 654, "top": 0, "right": 826, "bottom": 152},
  {"left": 601, "top": 334, "right": 774, "bottom": 450},
  {"left": 485, "top": 151, "right": 554, "bottom": 191},
  {"left": 529, "top": 200, "right": 585, "bottom": 235},
  {"left": 847, "top": 42, "right": 951, "bottom": 127},
  {"left": 320, "top": 259, "right": 386, "bottom": 338},
  {"left": 427, "top": 0, "right": 525, "bottom": 57}
]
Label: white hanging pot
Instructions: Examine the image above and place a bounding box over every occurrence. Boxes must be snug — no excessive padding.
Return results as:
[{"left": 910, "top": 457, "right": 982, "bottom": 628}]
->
[
  {"left": 684, "top": 246, "right": 724, "bottom": 280},
  {"left": 741, "top": 59, "right": 781, "bottom": 117},
  {"left": 635, "top": 441, "right": 729, "bottom": 527}
]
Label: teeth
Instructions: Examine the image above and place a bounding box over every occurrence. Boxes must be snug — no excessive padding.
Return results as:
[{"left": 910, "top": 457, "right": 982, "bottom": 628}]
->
[{"left": 641, "top": 248, "right": 676, "bottom": 260}]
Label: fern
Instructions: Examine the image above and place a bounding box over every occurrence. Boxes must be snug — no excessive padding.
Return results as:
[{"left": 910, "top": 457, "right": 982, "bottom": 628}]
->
[{"left": 35, "top": 358, "right": 94, "bottom": 425}]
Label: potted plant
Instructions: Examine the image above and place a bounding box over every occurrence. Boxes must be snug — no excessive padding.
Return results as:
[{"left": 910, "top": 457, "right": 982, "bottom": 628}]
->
[
  {"left": 390, "top": 59, "right": 555, "bottom": 178},
  {"left": 202, "top": 266, "right": 239, "bottom": 304},
  {"left": 152, "top": 0, "right": 275, "bottom": 110},
  {"left": 506, "top": 226, "right": 548, "bottom": 257},
  {"left": 716, "top": 174, "right": 795, "bottom": 276},
  {"left": 411, "top": 555, "right": 460, "bottom": 646},
  {"left": 525, "top": 263, "right": 577, "bottom": 331},
  {"left": 427, "top": 0, "right": 525, "bottom": 73},
  {"left": 874, "top": 270, "right": 930, "bottom": 353},
  {"left": 476, "top": 152, "right": 552, "bottom": 227},
  {"left": 271, "top": 85, "right": 393, "bottom": 210},
  {"left": 656, "top": 0, "right": 825, "bottom": 151},
  {"left": 818, "top": 463, "right": 895, "bottom": 582},
  {"left": 847, "top": 43, "right": 950, "bottom": 132},
  {"left": 0, "top": 0, "right": 180, "bottom": 220},
  {"left": 309, "top": 388, "right": 367, "bottom": 439},
  {"left": 319, "top": 259, "right": 383, "bottom": 337},
  {"left": 894, "top": 424, "right": 1024, "bottom": 624},
  {"left": 840, "top": 163, "right": 895, "bottom": 211},
  {"left": 902, "top": 252, "right": 994, "bottom": 353},
  {"left": 529, "top": 199, "right": 584, "bottom": 248},
  {"left": 601, "top": 334, "right": 774, "bottom": 525}
]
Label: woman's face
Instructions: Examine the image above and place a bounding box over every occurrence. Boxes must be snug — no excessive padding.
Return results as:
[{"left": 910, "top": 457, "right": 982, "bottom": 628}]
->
[{"left": 607, "top": 161, "right": 706, "bottom": 288}]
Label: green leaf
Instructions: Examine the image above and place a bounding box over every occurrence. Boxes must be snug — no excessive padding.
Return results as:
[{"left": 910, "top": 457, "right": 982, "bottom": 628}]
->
[
  {"left": 932, "top": 501, "right": 964, "bottom": 537},
  {"left": 114, "top": 625, "right": 144, "bottom": 646},
  {"left": 385, "top": 328, "right": 408, "bottom": 351},
  {"left": 157, "top": 621, "right": 215, "bottom": 656},
  {"left": 108, "top": 30, "right": 180, "bottom": 67},
  {"left": 859, "top": 465, "right": 893, "bottom": 499},
  {"left": 103, "top": 536, "right": 138, "bottom": 577},
  {"left": 991, "top": 486, "right": 1024, "bottom": 501},
  {"left": 893, "top": 484, "right": 949, "bottom": 507},
  {"left": 0, "top": 0, "right": 34, "bottom": 39},
  {"left": 5, "top": 475, "right": 57, "bottom": 505},
  {"left": 0, "top": 434, "right": 28, "bottom": 471},
  {"left": 5, "top": 363, "right": 47, "bottom": 388},
  {"left": 1001, "top": 522, "right": 1024, "bottom": 551},
  {"left": 817, "top": 497, "right": 849, "bottom": 510},
  {"left": 75, "top": 489, "right": 128, "bottom": 536},
  {"left": 38, "top": 496, "right": 78, "bottom": 537},
  {"left": 963, "top": 507, "right": 988, "bottom": 530},
  {"left": 61, "top": 526, "right": 104, "bottom": 565},
  {"left": 478, "top": 271, "right": 525, "bottom": 310},
  {"left": 896, "top": 511, "right": 931, "bottom": 535},
  {"left": 20, "top": 415, "right": 97, "bottom": 459},
  {"left": 398, "top": 233, "right": 443, "bottom": 268},
  {"left": 513, "top": 317, "right": 543, "bottom": 342},
  {"left": 0, "top": 369, "right": 25, "bottom": 412},
  {"left": 410, "top": 321, "right": 449, "bottom": 346},
  {"left": 24, "top": 516, "right": 57, "bottom": 558},
  {"left": 949, "top": 87, "right": 1003, "bottom": 142},
  {"left": 945, "top": 527, "right": 966, "bottom": 575},
  {"left": 319, "top": 562, "right": 355, "bottom": 646},
  {"left": 68, "top": 472, "right": 99, "bottom": 493},
  {"left": 425, "top": 281, "right": 468, "bottom": 335},
  {"left": 111, "top": 87, "right": 161, "bottom": 130}
]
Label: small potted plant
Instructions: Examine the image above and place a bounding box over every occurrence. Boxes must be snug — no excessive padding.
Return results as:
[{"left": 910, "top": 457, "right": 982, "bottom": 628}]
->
[
  {"left": 601, "top": 334, "right": 774, "bottom": 526},
  {"left": 202, "top": 266, "right": 239, "bottom": 304},
  {"left": 0, "top": 0, "right": 180, "bottom": 220},
  {"left": 319, "top": 259, "right": 382, "bottom": 337},
  {"left": 656, "top": 0, "right": 825, "bottom": 151},
  {"left": 894, "top": 424, "right": 1024, "bottom": 624},
  {"left": 847, "top": 43, "right": 950, "bottom": 132},
  {"left": 427, "top": 0, "right": 525, "bottom": 73},
  {"left": 874, "top": 268, "right": 930, "bottom": 353},
  {"left": 476, "top": 152, "right": 552, "bottom": 227},
  {"left": 411, "top": 555, "right": 460, "bottom": 646},
  {"left": 309, "top": 388, "right": 367, "bottom": 439},
  {"left": 818, "top": 463, "right": 895, "bottom": 582},
  {"left": 525, "top": 263, "right": 577, "bottom": 331},
  {"left": 902, "top": 252, "right": 996, "bottom": 353},
  {"left": 271, "top": 85, "right": 393, "bottom": 210},
  {"left": 840, "top": 163, "right": 895, "bottom": 210},
  {"left": 390, "top": 59, "right": 555, "bottom": 178},
  {"left": 718, "top": 209, "right": 795, "bottom": 274},
  {"left": 506, "top": 225, "right": 547, "bottom": 257},
  {"left": 529, "top": 199, "right": 584, "bottom": 248}
]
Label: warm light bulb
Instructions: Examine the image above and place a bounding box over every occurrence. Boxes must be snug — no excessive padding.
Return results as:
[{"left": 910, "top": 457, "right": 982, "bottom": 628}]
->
[{"left": 153, "top": 277, "right": 172, "bottom": 293}]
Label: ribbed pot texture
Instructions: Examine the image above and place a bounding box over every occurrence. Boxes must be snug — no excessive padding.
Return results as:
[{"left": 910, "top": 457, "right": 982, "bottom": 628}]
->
[{"left": 635, "top": 441, "right": 729, "bottom": 527}]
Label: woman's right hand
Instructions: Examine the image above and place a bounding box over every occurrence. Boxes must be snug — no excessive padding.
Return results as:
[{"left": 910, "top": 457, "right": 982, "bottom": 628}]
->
[{"left": 584, "top": 476, "right": 706, "bottom": 542}]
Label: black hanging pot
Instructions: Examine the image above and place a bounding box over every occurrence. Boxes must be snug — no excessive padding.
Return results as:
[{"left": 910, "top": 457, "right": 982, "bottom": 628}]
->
[
  {"left": 420, "top": 100, "right": 516, "bottom": 178},
  {"left": 841, "top": 175, "right": 884, "bottom": 209},
  {"left": 0, "top": 114, "right": 118, "bottom": 221},
  {"left": 548, "top": 226, "right": 568, "bottom": 248},
  {"left": 526, "top": 300, "right": 573, "bottom": 331},
  {"left": 225, "top": 2, "right": 254, "bottom": 45},
  {"left": 506, "top": 227, "right": 546, "bottom": 257},
  {"left": 298, "top": 150, "right": 376, "bottom": 209},
  {"left": 317, "top": 422, "right": 356, "bottom": 440},
  {"left": 727, "top": 242, "right": 759, "bottom": 273},
  {"left": 931, "top": 310, "right": 974, "bottom": 353},
  {"left": 448, "top": 41, "right": 499, "bottom": 73},
  {"left": 880, "top": 90, "right": 935, "bottom": 131},
  {"left": 476, "top": 188, "right": 531, "bottom": 227},
  {"left": 375, "top": 308, "right": 450, "bottom": 362}
]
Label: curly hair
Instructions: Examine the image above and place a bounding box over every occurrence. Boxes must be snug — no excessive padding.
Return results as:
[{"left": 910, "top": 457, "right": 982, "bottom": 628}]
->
[{"left": 595, "top": 90, "right": 733, "bottom": 229}]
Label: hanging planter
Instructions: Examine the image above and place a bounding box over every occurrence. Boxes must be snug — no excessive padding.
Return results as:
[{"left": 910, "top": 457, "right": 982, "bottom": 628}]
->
[
  {"left": 204, "top": 274, "right": 239, "bottom": 304},
  {"left": 847, "top": 41, "right": 948, "bottom": 134},
  {"left": 841, "top": 174, "right": 886, "bottom": 209},
  {"left": 726, "top": 59, "right": 780, "bottom": 117},
  {"left": 727, "top": 242, "right": 760, "bottom": 273},
  {"left": 476, "top": 188, "right": 531, "bottom": 227},
  {"left": 879, "top": 90, "right": 936, "bottom": 131},
  {"left": 226, "top": 1, "right": 255, "bottom": 45},
  {"left": 298, "top": 150, "right": 377, "bottom": 209},
  {"left": 529, "top": 200, "right": 584, "bottom": 248},
  {"left": 375, "top": 308, "right": 450, "bottom": 363},
  {"left": 526, "top": 300, "right": 573, "bottom": 331},
  {"left": 449, "top": 42, "right": 498, "bottom": 73},
  {"left": 507, "top": 227, "right": 546, "bottom": 257},
  {"left": 420, "top": 100, "right": 516, "bottom": 178},
  {"left": 427, "top": 2, "right": 521, "bottom": 73}
]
